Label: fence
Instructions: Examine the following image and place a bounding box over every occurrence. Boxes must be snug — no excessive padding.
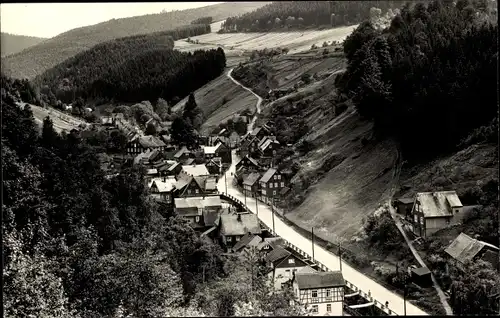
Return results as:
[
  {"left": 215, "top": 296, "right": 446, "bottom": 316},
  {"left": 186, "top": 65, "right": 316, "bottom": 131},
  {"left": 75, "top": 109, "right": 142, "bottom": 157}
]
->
[{"left": 220, "top": 189, "right": 397, "bottom": 316}]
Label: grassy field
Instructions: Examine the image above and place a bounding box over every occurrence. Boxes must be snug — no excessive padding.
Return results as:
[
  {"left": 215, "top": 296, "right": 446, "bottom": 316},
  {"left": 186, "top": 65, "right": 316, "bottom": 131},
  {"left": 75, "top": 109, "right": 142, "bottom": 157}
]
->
[
  {"left": 174, "top": 24, "right": 358, "bottom": 55},
  {"left": 27, "top": 104, "right": 90, "bottom": 133},
  {"left": 171, "top": 71, "right": 257, "bottom": 135}
]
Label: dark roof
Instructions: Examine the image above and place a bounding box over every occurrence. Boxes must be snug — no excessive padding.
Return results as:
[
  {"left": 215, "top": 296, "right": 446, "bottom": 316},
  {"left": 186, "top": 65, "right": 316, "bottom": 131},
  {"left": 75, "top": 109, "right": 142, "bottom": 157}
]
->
[
  {"left": 265, "top": 246, "right": 291, "bottom": 263},
  {"left": 203, "top": 209, "right": 221, "bottom": 227},
  {"left": 411, "top": 267, "right": 431, "bottom": 276},
  {"left": 184, "top": 158, "right": 195, "bottom": 165},
  {"left": 445, "top": 233, "right": 499, "bottom": 264},
  {"left": 280, "top": 187, "right": 291, "bottom": 196},
  {"left": 396, "top": 197, "right": 414, "bottom": 205},
  {"left": 294, "top": 271, "right": 345, "bottom": 289},
  {"left": 174, "top": 146, "right": 189, "bottom": 158},
  {"left": 260, "top": 168, "right": 277, "bottom": 183},
  {"left": 232, "top": 233, "right": 257, "bottom": 252},
  {"left": 167, "top": 162, "right": 180, "bottom": 171}
]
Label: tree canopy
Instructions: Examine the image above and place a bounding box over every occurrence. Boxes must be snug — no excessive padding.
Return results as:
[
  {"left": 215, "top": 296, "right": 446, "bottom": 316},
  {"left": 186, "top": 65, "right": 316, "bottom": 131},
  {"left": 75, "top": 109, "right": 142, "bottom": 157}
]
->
[
  {"left": 336, "top": 0, "right": 498, "bottom": 160},
  {"left": 221, "top": 1, "right": 409, "bottom": 32}
]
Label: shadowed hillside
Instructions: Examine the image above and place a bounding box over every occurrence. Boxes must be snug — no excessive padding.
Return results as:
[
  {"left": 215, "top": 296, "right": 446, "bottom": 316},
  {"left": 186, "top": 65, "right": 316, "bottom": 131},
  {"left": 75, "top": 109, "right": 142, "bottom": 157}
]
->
[
  {"left": 1, "top": 33, "right": 47, "bottom": 57},
  {"left": 1, "top": 2, "right": 269, "bottom": 79}
]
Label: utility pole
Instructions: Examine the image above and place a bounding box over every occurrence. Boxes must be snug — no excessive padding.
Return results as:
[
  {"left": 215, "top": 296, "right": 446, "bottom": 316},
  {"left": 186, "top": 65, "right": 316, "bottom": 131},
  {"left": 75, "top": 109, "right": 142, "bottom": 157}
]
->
[
  {"left": 272, "top": 198, "right": 276, "bottom": 234},
  {"left": 255, "top": 191, "right": 259, "bottom": 216},
  {"left": 224, "top": 169, "right": 228, "bottom": 194},
  {"left": 312, "top": 227, "right": 315, "bottom": 263},
  {"left": 339, "top": 241, "right": 342, "bottom": 272},
  {"left": 244, "top": 188, "right": 247, "bottom": 207}
]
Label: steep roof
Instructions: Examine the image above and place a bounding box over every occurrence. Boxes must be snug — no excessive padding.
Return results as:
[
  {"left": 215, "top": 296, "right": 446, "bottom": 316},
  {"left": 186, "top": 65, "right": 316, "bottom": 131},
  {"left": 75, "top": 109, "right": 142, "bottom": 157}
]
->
[
  {"left": 265, "top": 246, "right": 291, "bottom": 263},
  {"left": 243, "top": 172, "right": 261, "bottom": 186},
  {"left": 167, "top": 162, "right": 180, "bottom": 171},
  {"left": 297, "top": 265, "right": 318, "bottom": 274},
  {"left": 260, "top": 139, "right": 278, "bottom": 152},
  {"left": 203, "top": 209, "right": 221, "bottom": 227},
  {"left": 416, "top": 191, "right": 463, "bottom": 218},
  {"left": 220, "top": 213, "right": 261, "bottom": 236},
  {"left": 184, "top": 158, "right": 195, "bottom": 165},
  {"left": 260, "top": 168, "right": 278, "bottom": 183},
  {"left": 294, "top": 271, "right": 345, "bottom": 290},
  {"left": 232, "top": 233, "right": 258, "bottom": 252},
  {"left": 138, "top": 135, "right": 166, "bottom": 148},
  {"left": 161, "top": 134, "right": 172, "bottom": 143},
  {"left": 181, "top": 164, "right": 209, "bottom": 177},
  {"left": 149, "top": 177, "right": 176, "bottom": 192},
  {"left": 174, "top": 146, "right": 189, "bottom": 158},
  {"left": 203, "top": 145, "right": 218, "bottom": 155},
  {"left": 445, "top": 232, "right": 499, "bottom": 264}
]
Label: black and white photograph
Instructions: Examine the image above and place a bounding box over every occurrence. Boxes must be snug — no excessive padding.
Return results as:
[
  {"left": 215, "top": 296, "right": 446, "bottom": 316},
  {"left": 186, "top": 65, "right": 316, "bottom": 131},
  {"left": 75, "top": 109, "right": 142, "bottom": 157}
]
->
[{"left": 1, "top": 1, "right": 499, "bottom": 317}]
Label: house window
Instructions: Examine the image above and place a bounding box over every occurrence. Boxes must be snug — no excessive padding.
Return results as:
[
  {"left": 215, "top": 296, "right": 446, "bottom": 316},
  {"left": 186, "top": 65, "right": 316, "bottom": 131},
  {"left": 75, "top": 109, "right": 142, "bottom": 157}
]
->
[
  {"left": 312, "top": 290, "right": 318, "bottom": 298},
  {"left": 285, "top": 269, "right": 291, "bottom": 276},
  {"left": 288, "top": 258, "right": 295, "bottom": 264},
  {"left": 312, "top": 305, "right": 319, "bottom": 313},
  {"left": 188, "top": 189, "right": 192, "bottom": 194},
  {"left": 273, "top": 191, "right": 276, "bottom": 196},
  {"left": 262, "top": 190, "right": 267, "bottom": 195},
  {"left": 195, "top": 189, "right": 199, "bottom": 194},
  {"left": 281, "top": 182, "right": 284, "bottom": 187},
  {"left": 269, "top": 183, "right": 273, "bottom": 188},
  {"left": 278, "top": 175, "right": 281, "bottom": 180},
  {"left": 420, "top": 217, "right": 424, "bottom": 225},
  {"left": 326, "top": 289, "right": 332, "bottom": 301},
  {"left": 327, "top": 304, "right": 332, "bottom": 312},
  {"left": 227, "top": 236, "right": 233, "bottom": 242},
  {"left": 274, "top": 182, "right": 278, "bottom": 187},
  {"left": 236, "top": 236, "right": 241, "bottom": 242},
  {"left": 195, "top": 216, "right": 200, "bottom": 222},
  {"left": 414, "top": 214, "right": 418, "bottom": 223}
]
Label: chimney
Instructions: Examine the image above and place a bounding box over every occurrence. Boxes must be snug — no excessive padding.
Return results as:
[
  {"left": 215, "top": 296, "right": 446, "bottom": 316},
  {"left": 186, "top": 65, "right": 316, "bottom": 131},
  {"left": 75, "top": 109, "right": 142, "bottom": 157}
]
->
[{"left": 237, "top": 213, "right": 242, "bottom": 222}]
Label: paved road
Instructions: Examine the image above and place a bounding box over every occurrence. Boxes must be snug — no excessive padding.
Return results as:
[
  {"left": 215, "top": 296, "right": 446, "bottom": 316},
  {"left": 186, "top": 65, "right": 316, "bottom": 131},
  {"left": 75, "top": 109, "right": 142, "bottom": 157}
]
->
[
  {"left": 226, "top": 68, "right": 262, "bottom": 134},
  {"left": 217, "top": 150, "right": 429, "bottom": 316}
]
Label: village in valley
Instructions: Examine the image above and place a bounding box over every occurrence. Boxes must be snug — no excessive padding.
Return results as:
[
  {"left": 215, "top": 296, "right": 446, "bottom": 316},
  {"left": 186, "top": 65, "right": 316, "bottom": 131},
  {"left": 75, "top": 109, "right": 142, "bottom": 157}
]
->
[{"left": 94, "top": 103, "right": 499, "bottom": 317}]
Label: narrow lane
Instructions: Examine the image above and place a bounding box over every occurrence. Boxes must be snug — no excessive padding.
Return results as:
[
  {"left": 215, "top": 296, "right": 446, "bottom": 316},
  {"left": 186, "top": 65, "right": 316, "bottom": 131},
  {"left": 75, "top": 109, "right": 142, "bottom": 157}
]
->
[
  {"left": 217, "top": 150, "right": 429, "bottom": 316},
  {"left": 226, "top": 68, "right": 262, "bottom": 134}
]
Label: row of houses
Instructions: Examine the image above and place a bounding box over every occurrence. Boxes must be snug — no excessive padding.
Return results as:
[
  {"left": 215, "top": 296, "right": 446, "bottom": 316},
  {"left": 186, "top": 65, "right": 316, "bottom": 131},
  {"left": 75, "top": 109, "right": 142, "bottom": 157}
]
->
[
  {"left": 235, "top": 123, "right": 293, "bottom": 205},
  {"left": 229, "top": 224, "right": 346, "bottom": 316}
]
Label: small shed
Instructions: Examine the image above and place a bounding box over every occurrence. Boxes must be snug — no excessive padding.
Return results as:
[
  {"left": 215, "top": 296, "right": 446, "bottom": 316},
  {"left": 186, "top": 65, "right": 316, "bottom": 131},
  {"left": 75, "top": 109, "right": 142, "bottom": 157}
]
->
[
  {"left": 394, "top": 197, "right": 414, "bottom": 217},
  {"left": 410, "top": 266, "right": 432, "bottom": 288}
]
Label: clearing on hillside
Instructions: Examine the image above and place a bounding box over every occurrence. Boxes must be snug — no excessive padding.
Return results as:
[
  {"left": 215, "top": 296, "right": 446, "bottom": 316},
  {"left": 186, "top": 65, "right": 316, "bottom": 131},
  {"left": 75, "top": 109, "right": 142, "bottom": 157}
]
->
[{"left": 25, "top": 104, "right": 90, "bottom": 133}]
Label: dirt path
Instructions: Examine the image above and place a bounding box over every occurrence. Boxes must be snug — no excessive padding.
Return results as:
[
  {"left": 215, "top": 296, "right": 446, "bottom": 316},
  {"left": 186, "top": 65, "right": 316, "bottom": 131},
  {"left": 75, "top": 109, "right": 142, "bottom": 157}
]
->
[
  {"left": 226, "top": 67, "right": 262, "bottom": 134},
  {"left": 388, "top": 151, "right": 454, "bottom": 316}
]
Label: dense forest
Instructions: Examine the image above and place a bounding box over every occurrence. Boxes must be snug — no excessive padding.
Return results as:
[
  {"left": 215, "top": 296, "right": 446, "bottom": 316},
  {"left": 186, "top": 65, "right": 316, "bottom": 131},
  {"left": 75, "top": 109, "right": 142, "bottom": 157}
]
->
[
  {"left": 220, "top": 1, "right": 414, "bottom": 32},
  {"left": 1, "top": 2, "right": 268, "bottom": 80},
  {"left": 191, "top": 16, "right": 213, "bottom": 24},
  {"left": 2, "top": 74, "right": 304, "bottom": 317},
  {"left": 34, "top": 25, "right": 226, "bottom": 106},
  {"left": 336, "top": 2, "right": 498, "bottom": 314},
  {"left": 336, "top": 0, "right": 497, "bottom": 160}
]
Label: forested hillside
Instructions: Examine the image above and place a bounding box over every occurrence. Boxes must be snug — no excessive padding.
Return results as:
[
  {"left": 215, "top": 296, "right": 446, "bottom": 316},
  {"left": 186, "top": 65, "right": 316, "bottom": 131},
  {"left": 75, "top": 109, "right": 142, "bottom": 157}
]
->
[
  {"left": 2, "top": 75, "right": 305, "bottom": 317},
  {"left": 337, "top": 0, "right": 497, "bottom": 160},
  {"left": 34, "top": 26, "right": 225, "bottom": 105},
  {"left": 1, "top": 2, "right": 269, "bottom": 80},
  {"left": 221, "top": 1, "right": 410, "bottom": 32},
  {"left": 1, "top": 33, "right": 47, "bottom": 57}
]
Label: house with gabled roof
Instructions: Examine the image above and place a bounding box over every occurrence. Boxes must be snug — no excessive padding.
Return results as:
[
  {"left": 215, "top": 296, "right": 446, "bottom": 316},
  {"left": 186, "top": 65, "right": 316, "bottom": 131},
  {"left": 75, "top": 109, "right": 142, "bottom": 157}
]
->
[
  {"left": 180, "top": 164, "right": 210, "bottom": 177},
  {"left": 174, "top": 196, "right": 222, "bottom": 230},
  {"left": 444, "top": 232, "right": 499, "bottom": 271},
  {"left": 236, "top": 155, "right": 261, "bottom": 172},
  {"left": 218, "top": 213, "right": 261, "bottom": 250},
  {"left": 174, "top": 146, "right": 191, "bottom": 161},
  {"left": 259, "top": 168, "right": 287, "bottom": 204},
  {"left": 127, "top": 135, "right": 166, "bottom": 155},
  {"left": 243, "top": 172, "right": 262, "bottom": 197},
  {"left": 410, "top": 191, "right": 464, "bottom": 238},
  {"left": 265, "top": 246, "right": 309, "bottom": 290},
  {"left": 292, "top": 271, "right": 346, "bottom": 316},
  {"left": 259, "top": 137, "right": 281, "bottom": 158},
  {"left": 148, "top": 176, "right": 177, "bottom": 207},
  {"left": 206, "top": 157, "right": 222, "bottom": 175}
]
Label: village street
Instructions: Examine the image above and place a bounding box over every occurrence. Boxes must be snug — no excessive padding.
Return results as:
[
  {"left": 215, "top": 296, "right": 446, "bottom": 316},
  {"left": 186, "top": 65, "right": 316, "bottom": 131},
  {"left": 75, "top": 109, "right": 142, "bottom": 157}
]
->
[{"left": 217, "top": 149, "right": 429, "bottom": 316}]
